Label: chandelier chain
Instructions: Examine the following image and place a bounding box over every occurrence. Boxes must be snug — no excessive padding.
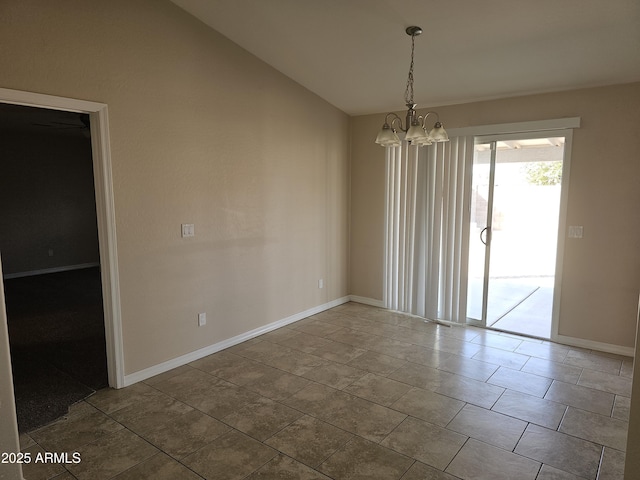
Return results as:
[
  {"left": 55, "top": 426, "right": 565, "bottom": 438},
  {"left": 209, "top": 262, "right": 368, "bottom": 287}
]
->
[{"left": 404, "top": 33, "right": 415, "bottom": 106}]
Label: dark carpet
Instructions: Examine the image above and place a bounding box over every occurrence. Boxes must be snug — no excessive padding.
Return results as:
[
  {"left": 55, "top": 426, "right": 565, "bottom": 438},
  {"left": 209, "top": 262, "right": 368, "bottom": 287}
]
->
[{"left": 4, "top": 267, "right": 108, "bottom": 432}]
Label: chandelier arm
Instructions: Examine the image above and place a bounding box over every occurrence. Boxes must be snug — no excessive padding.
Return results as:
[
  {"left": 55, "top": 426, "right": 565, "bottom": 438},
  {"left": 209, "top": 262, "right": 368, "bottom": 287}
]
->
[
  {"left": 422, "top": 111, "right": 441, "bottom": 124},
  {"left": 385, "top": 112, "right": 404, "bottom": 131},
  {"left": 390, "top": 116, "right": 404, "bottom": 132}
]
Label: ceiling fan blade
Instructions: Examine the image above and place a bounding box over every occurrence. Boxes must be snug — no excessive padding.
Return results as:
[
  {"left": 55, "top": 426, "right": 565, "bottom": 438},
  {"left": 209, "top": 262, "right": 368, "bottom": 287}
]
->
[
  {"left": 50, "top": 121, "right": 84, "bottom": 128},
  {"left": 32, "top": 123, "right": 84, "bottom": 129}
]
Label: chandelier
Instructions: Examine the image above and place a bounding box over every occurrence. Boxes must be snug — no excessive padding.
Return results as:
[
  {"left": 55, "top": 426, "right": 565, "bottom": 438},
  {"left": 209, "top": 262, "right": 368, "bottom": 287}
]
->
[{"left": 375, "top": 26, "right": 449, "bottom": 147}]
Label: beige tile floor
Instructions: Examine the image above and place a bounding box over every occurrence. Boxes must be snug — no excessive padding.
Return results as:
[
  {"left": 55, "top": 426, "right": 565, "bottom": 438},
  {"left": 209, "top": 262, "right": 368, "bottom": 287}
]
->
[{"left": 19, "top": 302, "right": 632, "bottom": 480}]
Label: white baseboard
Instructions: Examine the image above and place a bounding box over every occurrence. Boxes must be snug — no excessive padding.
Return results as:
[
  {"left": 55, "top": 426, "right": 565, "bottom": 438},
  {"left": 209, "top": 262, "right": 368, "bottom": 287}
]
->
[
  {"left": 554, "top": 334, "right": 634, "bottom": 357},
  {"left": 123, "top": 296, "right": 351, "bottom": 387},
  {"left": 348, "top": 295, "right": 385, "bottom": 308},
  {"left": 3, "top": 262, "right": 100, "bottom": 280}
]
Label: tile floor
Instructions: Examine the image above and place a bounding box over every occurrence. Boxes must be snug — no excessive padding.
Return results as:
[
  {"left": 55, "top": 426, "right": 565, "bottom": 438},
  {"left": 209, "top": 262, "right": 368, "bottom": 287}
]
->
[{"left": 19, "top": 302, "right": 632, "bottom": 480}]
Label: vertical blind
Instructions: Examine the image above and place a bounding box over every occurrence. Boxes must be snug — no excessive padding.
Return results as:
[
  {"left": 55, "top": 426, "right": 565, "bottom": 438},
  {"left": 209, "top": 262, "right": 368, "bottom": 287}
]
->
[{"left": 383, "top": 136, "right": 474, "bottom": 323}]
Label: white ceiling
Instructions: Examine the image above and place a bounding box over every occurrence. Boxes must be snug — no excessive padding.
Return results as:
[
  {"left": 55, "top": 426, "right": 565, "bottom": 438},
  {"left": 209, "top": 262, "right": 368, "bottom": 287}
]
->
[{"left": 169, "top": 0, "right": 640, "bottom": 115}]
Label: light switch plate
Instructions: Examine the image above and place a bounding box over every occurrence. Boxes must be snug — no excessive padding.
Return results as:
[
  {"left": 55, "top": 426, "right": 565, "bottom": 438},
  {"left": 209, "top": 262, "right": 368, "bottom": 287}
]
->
[{"left": 181, "top": 224, "right": 195, "bottom": 238}]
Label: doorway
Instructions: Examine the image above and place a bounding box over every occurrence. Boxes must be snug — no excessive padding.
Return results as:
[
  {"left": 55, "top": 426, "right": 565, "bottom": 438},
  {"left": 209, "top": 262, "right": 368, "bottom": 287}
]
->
[
  {"left": 0, "top": 88, "right": 123, "bottom": 438},
  {"left": 0, "top": 103, "right": 110, "bottom": 431},
  {"left": 466, "top": 133, "right": 568, "bottom": 338}
]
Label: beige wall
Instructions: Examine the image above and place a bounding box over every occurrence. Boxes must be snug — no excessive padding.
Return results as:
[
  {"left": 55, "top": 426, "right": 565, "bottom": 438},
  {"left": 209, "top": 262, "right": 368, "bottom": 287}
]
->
[
  {"left": 0, "top": 0, "right": 349, "bottom": 377},
  {"left": 351, "top": 82, "right": 640, "bottom": 348},
  {"left": 0, "top": 129, "right": 99, "bottom": 275}
]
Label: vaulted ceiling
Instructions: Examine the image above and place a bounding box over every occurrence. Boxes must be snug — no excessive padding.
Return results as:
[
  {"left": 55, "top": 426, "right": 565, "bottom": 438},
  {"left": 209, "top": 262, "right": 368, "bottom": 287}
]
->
[{"left": 170, "top": 0, "right": 640, "bottom": 115}]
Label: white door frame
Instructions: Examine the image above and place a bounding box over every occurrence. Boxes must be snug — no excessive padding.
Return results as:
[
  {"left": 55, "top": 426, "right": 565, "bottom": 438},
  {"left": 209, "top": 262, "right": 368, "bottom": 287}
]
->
[{"left": 0, "top": 87, "right": 124, "bottom": 388}]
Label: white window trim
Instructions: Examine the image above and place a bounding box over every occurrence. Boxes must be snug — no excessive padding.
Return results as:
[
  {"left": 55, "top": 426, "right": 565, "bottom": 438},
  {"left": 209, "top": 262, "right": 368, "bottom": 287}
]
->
[{"left": 448, "top": 117, "right": 581, "bottom": 138}]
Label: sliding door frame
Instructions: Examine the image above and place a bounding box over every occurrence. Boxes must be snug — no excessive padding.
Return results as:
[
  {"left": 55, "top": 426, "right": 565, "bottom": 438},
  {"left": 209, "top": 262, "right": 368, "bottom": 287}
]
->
[
  {"left": 464, "top": 129, "right": 574, "bottom": 339},
  {"left": 448, "top": 118, "right": 578, "bottom": 342}
]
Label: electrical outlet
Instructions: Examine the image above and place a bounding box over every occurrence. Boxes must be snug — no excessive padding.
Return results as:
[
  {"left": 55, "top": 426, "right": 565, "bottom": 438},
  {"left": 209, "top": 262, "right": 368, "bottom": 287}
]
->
[
  {"left": 568, "top": 226, "right": 583, "bottom": 238},
  {"left": 48, "top": 249, "right": 54, "bottom": 257},
  {"left": 198, "top": 312, "right": 206, "bottom": 327},
  {"left": 318, "top": 279, "right": 324, "bottom": 289}
]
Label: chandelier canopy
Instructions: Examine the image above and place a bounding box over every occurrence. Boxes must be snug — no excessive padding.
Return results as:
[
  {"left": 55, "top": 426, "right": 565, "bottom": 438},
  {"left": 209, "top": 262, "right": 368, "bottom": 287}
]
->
[{"left": 375, "top": 26, "right": 449, "bottom": 147}]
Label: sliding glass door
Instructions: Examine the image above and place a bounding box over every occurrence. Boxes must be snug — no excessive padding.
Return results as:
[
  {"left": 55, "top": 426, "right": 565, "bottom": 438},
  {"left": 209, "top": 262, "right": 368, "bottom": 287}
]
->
[{"left": 466, "top": 133, "right": 566, "bottom": 338}]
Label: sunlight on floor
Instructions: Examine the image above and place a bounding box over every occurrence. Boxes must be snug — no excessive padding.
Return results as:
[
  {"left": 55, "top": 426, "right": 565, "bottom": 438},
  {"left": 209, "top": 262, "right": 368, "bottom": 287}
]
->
[{"left": 490, "top": 284, "right": 553, "bottom": 338}]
